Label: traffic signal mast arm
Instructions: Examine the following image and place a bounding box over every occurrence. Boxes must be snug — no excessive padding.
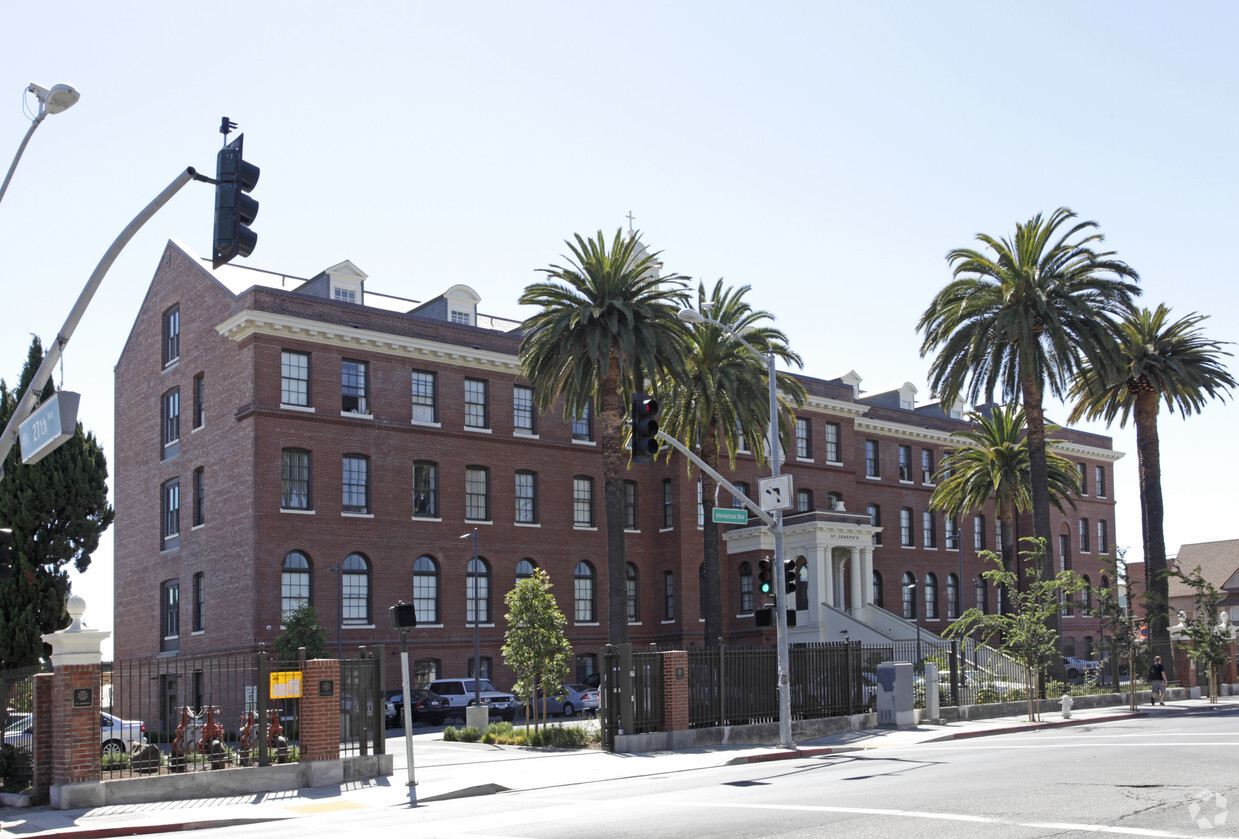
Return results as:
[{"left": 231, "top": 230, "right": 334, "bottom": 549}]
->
[
  {"left": 0, "top": 167, "right": 203, "bottom": 478},
  {"left": 653, "top": 429, "right": 776, "bottom": 529}
]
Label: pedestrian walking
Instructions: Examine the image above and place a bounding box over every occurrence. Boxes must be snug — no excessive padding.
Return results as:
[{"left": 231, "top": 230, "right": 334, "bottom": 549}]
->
[{"left": 1148, "top": 656, "right": 1167, "bottom": 705}]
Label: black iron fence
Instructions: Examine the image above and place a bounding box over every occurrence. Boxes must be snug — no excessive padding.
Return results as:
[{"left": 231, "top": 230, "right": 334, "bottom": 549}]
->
[
  {"left": 340, "top": 655, "right": 383, "bottom": 757},
  {"left": 1, "top": 663, "right": 47, "bottom": 790}
]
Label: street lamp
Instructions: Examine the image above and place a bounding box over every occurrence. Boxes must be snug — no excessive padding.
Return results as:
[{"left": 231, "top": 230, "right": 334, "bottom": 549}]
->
[
  {"left": 327, "top": 565, "right": 343, "bottom": 660},
  {"left": 461, "top": 529, "right": 481, "bottom": 709},
  {"left": 0, "top": 82, "right": 81, "bottom": 208},
  {"left": 906, "top": 580, "right": 923, "bottom": 669},
  {"left": 677, "top": 306, "right": 793, "bottom": 749}
]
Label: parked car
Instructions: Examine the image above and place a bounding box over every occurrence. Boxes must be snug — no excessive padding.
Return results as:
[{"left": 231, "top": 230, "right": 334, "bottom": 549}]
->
[
  {"left": 4, "top": 713, "right": 33, "bottom": 750},
  {"left": 427, "top": 678, "right": 517, "bottom": 722},
  {"left": 529, "top": 684, "right": 599, "bottom": 718},
  {"left": 1063, "top": 657, "right": 1103, "bottom": 679},
  {"left": 101, "top": 711, "right": 147, "bottom": 757},
  {"left": 385, "top": 688, "right": 450, "bottom": 727}
]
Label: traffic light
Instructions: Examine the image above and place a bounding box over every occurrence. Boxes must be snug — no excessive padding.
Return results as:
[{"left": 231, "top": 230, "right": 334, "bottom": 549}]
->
[
  {"left": 0, "top": 528, "right": 12, "bottom": 581},
  {"left": 784, "top": 558, "right": 798, "bottom": 594},
  {"left": 212, "top": 131, "right": 260, "bottom": 268},
  {"left": 758, "top": 558, "right": 773, "bottom": 595},
  {"left": 630, "top": 394, "right": 660, "bottom": 461}
]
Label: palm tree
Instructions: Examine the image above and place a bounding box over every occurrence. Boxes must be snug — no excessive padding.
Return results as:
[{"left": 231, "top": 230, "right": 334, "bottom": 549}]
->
[
  {"left": 918, "top": 208, "right": 1139, "bottom": 579},
  {"left": 519, "top": 230, "right": 691, "bottom": 645},
  {"left": 1068, "top": 304, "right": 1236, "bottom": 680},
  {"left": 658, "top": 280, "right": 805, "bottom": 646},
  {"left": 931, "top": 405, "right": 1080, "bottom": 611}
]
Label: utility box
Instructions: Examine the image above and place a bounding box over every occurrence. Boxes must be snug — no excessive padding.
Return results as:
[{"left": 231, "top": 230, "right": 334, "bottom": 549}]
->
[{"left": 876, "top": 661, "right": 914, "bottom": 728}]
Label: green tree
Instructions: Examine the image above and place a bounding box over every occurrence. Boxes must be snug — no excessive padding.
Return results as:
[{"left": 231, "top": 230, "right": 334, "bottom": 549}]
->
[
  {"left": 0, "top": 337, "right": 114, "bottom": 669},
  {"left": 1167, "top": 565, "right": 1233, "bottom": 704},
  {"left": 1068, "top": 305, "right": 1235, "bottom": 681},
  {"left": 930, "top": 405, "right": 1080, "bottom": 604},
  {"left": 271, "top": 603, "right": 328, "bottom": 662},
  {"left": 501, "top": 569, "right": 572, "bottom": 733},
  {"left": 519, "top": 230, "right": 690, "bottom": 644},
  {"left": 1090, "top": 549, "right": 1147, "bottom": 709},
  {"left": 658, "top": 280, "right": 804, "bottom": 645},
  {"left": 944, "top": 538, "right": 1085, "bottom": 721},
  {"left": 918, "top": 208, "right": 1139, "bottom": 579}
]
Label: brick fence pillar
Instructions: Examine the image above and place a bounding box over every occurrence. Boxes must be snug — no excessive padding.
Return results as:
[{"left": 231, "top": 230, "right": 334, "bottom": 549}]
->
[
  {"left": 1221, "top": 642, "right": 1237, "bottom": 685},
  {"left": 1172, "top": 646, "right": 1195, "bottom": 688},
  {"left": 662, "top": 651, "right": 689, "bottom": 732},
  {"left": 300, "top": 659, "right": 341, "bottom": 762},
  {"left": 42, "top": 593, "right": 110, "bottom": 806}
]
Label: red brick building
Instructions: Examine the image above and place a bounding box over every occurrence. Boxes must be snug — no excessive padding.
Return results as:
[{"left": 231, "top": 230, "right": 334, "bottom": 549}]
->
[{"left": 113, "top": 240, "right": 1121, "bottom": 689}]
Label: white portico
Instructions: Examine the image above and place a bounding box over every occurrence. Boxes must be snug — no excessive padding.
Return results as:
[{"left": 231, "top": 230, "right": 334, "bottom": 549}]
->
[{"left": 722, "top": 508, "right": 916, "bottom": 644}]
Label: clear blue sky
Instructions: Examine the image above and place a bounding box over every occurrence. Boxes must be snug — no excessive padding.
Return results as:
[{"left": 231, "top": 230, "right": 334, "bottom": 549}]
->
[{"left": 3, "top": 2, "right": 1236, "bottom": 656}]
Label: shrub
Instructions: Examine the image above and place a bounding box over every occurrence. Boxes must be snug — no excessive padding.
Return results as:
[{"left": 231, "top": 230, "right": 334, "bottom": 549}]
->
[
  {"left": 0, "top": 744, "right": 32, "bottom": 793},
  {"left": 456, "top": 726, "right": 481, "bottom": 743},
  {"left": 443, "top": 726, "right": 459, "bottom": 741}
]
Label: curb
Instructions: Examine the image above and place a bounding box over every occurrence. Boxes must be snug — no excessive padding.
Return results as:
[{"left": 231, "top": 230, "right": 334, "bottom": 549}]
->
[{"left": 929, "top": 711, "right": 1146, "bottom": 741}]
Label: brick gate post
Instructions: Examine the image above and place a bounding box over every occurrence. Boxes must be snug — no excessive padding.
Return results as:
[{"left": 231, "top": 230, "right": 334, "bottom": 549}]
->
[
  {"left": 663, "top": 650, "right": 690, "bottom": 731},
  {"left": 300, "top": 659, "right": 341, "bottom": 762}
]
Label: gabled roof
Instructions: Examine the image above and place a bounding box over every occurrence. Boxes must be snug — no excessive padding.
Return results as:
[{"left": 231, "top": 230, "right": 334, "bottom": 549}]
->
[{"left": 1169, "top": 539, "right": 1239, "bottom": 597}]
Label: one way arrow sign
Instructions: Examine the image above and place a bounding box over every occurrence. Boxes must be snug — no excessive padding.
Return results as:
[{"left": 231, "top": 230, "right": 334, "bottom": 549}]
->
[{"left": 758, "top": 474, "right": 793, "bottom": 512}]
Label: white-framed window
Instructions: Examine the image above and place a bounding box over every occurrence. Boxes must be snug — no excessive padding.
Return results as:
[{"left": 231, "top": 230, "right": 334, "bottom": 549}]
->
[
  {"left": 572, "top": 403, "right": 593, "bottom": 442},
  {"left": 902, "top": 572, "right": 916, "bottom": 619},
  {"left": 900, "top": 507, "right": 913, "bottom": 547},
  {"left": 281, "top": 449, "right": 311, "bottom": 509},
  {"left": 865, "top": 440, "right": 879, "bottom": 477},
  {"left": 921, "top": 449, "right": 935, "bottom": 483},
  {"left": 1079, "top": 518, "right": 1091, "bottom": 552},
  {"left": 515, "top": 471, "right": 537, "bottom": 523},
  {"left": 1098, "top": 520, "right": 1108, "bottom": 554},
  {"left": 925, "top": 573, "right": 938, "bottom": 619},
  {"left": 573, "top": 476, "right": 595, "bottom": 527},
  {"left": 342, "top": 553, "right": 371, "bottom": 625},
  {"left": 342, "top": 359, "right": 369, "bottom": 414},
  {"left": 795, "top": 417, "right": 811, "bottom": 459},
  {"left": 824, "top": 422, "right": 840, "bottom": 462},
  {"left": 281, "top": 351, "right": 310, "bottom": 407},
  {"left": 974, "top": 514, "right": 986, "bottom": 550},
  {"left": 413, "top": 555, "right": 439, "bottom": 623},
  {"left": 465, "top": 466, "right": 490, "bottom": 520},
  {"left": 626, "top": 562, "right": 640, "bottom": 622},
  {"left": 161, "top": 579, "right": 180, "bottom": 652},
  {"left": 923, "top": 510, "right": 936, "bottom": 548},
  {"left": 411, "top": 370, "right": 436, "bottom": 423},
  {"left": 413, "top": 461, "right": 437, "bottom": 517},
  {"left": 513, "top": 385, "right": 535, "bottom": 434},
  {"left": 575, "top": 562, "right": 596, "bottom": 622},
  {"left": 898, "top": 445, "right": 912, "bottom": 481},
  {"left": 281, "top": 551, "right": 311, "bottom": 620},
  {"left": 162, "top": 479, "right": 180, "bottom": 547},
  {"left": 466, "top": 557, "right": 491, "bottom": 623},
  {"left": 623, "top": 481, "right": 638, "bottom": 530},
  {"left": 946, "top": 573, "right": 959, "bottom": 619},
  {"left": 464, "top": 378, "right": 488, "bottom": 428},
  {"left": 342, "top": 455, "right": 370, "bottom": 513},
  {"left": 739, "top": 562, "right": 753, "bottom": 614},
  {"left": 162, "top": 388, "right": 180, "bottom": 459},
  {"left": 796, "top": 488, "right": 813, "bottom": 513},
  {"left": 1095, "top": 465, "right": 1107, "bottom": 498},
  {"left": 163, "top": 305, "right": 180, "bottom": 367}
]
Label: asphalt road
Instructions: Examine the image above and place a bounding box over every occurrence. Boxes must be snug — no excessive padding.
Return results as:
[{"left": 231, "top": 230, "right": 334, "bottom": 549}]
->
[{"left": 189, "top": 711, "right": 1239, "bottom": 838}]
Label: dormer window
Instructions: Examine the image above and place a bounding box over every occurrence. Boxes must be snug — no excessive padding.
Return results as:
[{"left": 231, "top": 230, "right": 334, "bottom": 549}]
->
[
  {"left": 333, "top": 287, "right": 357, "bottom": 303},
  {"left": 450, "top": 310, "right": 472, "bottom": 326}
]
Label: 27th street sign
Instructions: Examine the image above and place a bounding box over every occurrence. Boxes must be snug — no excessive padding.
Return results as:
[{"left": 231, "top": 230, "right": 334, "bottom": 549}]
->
[{"left": 18, "top": 391, "right": 80, "bottom": 466}]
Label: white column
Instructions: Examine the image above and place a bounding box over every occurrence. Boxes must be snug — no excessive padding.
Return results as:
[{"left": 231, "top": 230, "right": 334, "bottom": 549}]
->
[
  {"left": 834, "top": 554, "right": 846, "bottom": 610},
  {"left": 849, "top": 546, "right": 863, "bottom": 614},
  {"left": 862, "top": 546, "right": 875, "bottom": 606},
  {"left": 819, "top": 543, "right": 834, "bottom": 612}
]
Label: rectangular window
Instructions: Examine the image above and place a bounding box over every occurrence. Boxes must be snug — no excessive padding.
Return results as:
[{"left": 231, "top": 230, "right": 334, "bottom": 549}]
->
[
  {"left": 162, "top": 388, "right": 180, "bottom": 458},
  {"left": 662, "top": 479, "right": 673, "bottom": 529},
  {"left": 162, "top": 479, "right": 180, "bottom": 547},
  {"left": 900, "top": 507, "right": 913, "bottom": 547},
  {"left": 281, "top": 449, "right": 311, "bottom": 510},
  {"left": 898, "top": 445, "right": 912, "bottom": 481},
  {"left": 732, "top": 482, "right": 750, "bottom": 509},
  {"left": 281, "top": 351, "right": 310, "bottom": 407},
  {"left": 450, "top": 310, "right": 472, "bottom": 326},
  {"left": 161, "top": 580, "right": 180, "bottom": 652},
  {"left": 515, "top": 471, "right": 537, "bottom": 523},
  {"left": 826, "top": 491, "right": 843, "bottom": 511},
  {"left": 1098, "top": 519, "right": 1109, "bottom": 554},
  {"left": 1078, "top": 463, "right": 1088, "bottom": 495},
  {"left": 795, "top": 417, "right": 811, "bottom": 459},
  {"left": 921, "top": 449, "right": 935, "bottom": 483},
  {"left": 333, "top": 286, "right": 356, "bottom": 303},
  {"left": 413, "top": 462, "right": 438, "bottom": 517},
  {"left": 513, "top": 385, "right": 535, "bottom": 434},
  {"left": 697, "top": 480, "right": 704, "bottom": 527},
  {"left": 1095, "top": 465, "right": 1106, "bottom": 498},
  {"left": 824, "top": 422, "right": 840, "bottom": 463},
  {"left": 923, "top": 510, "right": 936, "bottom": 548},
  {"left": 163, "top": 306, "right": 180, "bottom": 367},
  {"left": 573, "top": 476, "right": 595, "bottom": 527},
  {"left": 740, "top": 566, "right": 754, "bottom": 614},
  {"left": 464, "top": 378, "right": 488, "bottom": 428},
  {"left": 868, "top": 504, "right": 881, "bottom": 545},
  {"left": 865, "top": 440, "right": 879, "bottom": 477},
  {"left": 411, "top": 370, "right": 437, "bottom": 423},
  {"left": 465, "top": 466, "right": 490, "bottom": 520},
  {"left": 1080, "top": 518, "right": 1091, "bottom": 552},
  {"left": 192, "top": 572, "right": 205, "bottom": 633},
  {"left": 796, "top": 488, "right": 813, "bottom": 513},
  {"left": 974, "top": 514, "right": 986, "bottom": 550},
  {"left": 342, "top": 455, "right": 370, "bottom": 513},
  {"left": 192, "top": 373, "right": 205, "bottom": 429},
  {"left": 572, "top": 403, "right": 593, "bottom": 442},
  {"left": 944, "top": 515, "right": 957, "bottom": 549},
  {"left": 342, "top": 359, "right": 369, "bottom": 414},
  {"left": 192, "top": 467, "right": 205, "bottom": 527},
  {"left": 623, "top": 481, "right": 638, "bottom": 530},
  {"left": 663, "top": 571, "right": 675, "bottom": 621}
]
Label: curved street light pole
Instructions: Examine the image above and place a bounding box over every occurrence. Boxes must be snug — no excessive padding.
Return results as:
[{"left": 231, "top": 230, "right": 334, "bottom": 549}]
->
[
  {"left": 677, "top": 307, "right": 793, "bottom": 749},
  {"left": 0, "top": 82, "right": 80, "bottom": 208}
]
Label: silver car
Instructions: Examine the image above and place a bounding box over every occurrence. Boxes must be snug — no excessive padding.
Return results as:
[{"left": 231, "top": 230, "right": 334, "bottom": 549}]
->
[{"left": 530, "top": 684, "right": 600, "bottom": 718}]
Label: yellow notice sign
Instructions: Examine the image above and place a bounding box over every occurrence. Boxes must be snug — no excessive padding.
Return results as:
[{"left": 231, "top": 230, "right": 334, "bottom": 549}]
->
[{"left": 270, "top": 671, "right": 303, "bottom": 699}]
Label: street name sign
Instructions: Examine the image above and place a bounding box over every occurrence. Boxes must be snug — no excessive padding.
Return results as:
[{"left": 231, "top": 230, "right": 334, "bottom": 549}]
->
[
  {"left": 18, "top": 391, "right": 80, "bottom": 466},
  {"left": 712, "top": 507, "right": 748, "bottom": 524}
]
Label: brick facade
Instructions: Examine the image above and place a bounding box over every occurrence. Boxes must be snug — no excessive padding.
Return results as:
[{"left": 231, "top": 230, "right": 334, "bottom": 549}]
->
[{"left": 113, "top": 241, "right": 1121, "bottom": 693}]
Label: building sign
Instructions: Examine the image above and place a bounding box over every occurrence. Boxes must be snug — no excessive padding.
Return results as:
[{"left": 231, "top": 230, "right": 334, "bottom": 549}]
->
[
  {"left": 270, "top": 671, "right": 303, "bottom": 699},
  {"left": 18, "top": 391, "right": 80, "bottom": 466}
]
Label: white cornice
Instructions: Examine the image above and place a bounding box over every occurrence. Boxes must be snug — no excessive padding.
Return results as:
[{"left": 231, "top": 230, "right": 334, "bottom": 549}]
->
[
  {"left": 215, "top": 311, "right": 520, "bottom": 373},
  {"left": 854, "top": 417, "right": 958, "bottom": 445},
  {"left": 801, "top": 394, "right": 867, "bottom": 418},
  {"left": 1050, "top": 440, "right": 1125, "bottom": 462}
]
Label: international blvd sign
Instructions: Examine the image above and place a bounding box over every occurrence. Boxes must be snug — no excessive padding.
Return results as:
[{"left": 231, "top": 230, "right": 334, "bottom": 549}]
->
[
  {"left": 712, "top": 507, "right": 748, "bottom": 525},
  {"left": 18, "top": 391, "right": 80, "bottom": 466}
]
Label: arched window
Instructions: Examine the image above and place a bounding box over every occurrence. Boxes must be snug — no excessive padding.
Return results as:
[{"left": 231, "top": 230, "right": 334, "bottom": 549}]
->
[
  {"left": 946, "top": 573, "right": 959, "bottom": 619},
  {"left": 412, "top": 555, "right": 439, "bottom": 624},
  {"left": 974, "top": 577, "right": 988, "bottom": 613},
  {"left": 515, "top": 558, "right": 537, "bottom": 582},
  {"left": 626, "top": 562, "right": 639, "bottom": 622},
  {"left": 739, "top": 562, "right": 754, "bottom": 614},
  {"left": 575, "top": 561, "right": 596, "bottom": 622},
  {"left": 873, "top": 570, "right": 884, "bottom": 609},
  {"left": 281, "top": 551, "right": 311, "bottom": 620},
  {"left": 467, "top": 556, "right": 491, "bottom": 623},
  {"left": 1081, "top": 574, "right": 1092, "bottom": 614},
  {"left": 342, "top": 553, "right": 370, "bottom": 625},
  {"left": 902, "top": 572, "right": 917, "bottom": 619},
  {"left": 925, "top": 573, "right": 938, "bottom": 619}
]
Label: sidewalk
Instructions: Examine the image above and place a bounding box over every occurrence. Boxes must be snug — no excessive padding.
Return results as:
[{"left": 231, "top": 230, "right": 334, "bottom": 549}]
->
[{"left": 4, "top": 696, "right": 1236, "bottom": 838}]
